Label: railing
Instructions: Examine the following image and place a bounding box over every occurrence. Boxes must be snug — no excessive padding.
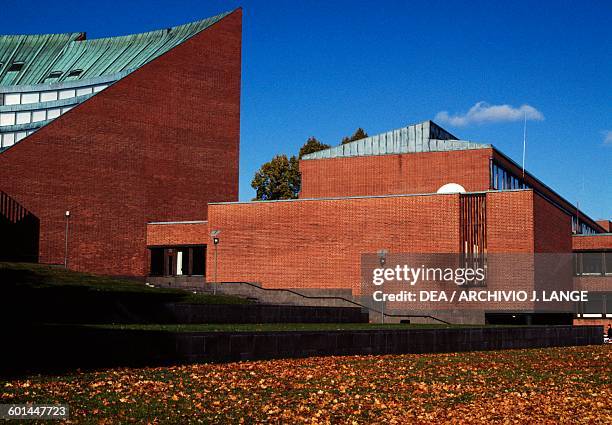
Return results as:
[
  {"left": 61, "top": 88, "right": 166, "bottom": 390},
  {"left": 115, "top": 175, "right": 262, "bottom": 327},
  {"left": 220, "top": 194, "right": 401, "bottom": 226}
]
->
[
  {"left": 213, "top": 281, "right": 452, "bottom": 325},
  {"left": 0, "top": 190, "right": 33, "bottom": 223}
]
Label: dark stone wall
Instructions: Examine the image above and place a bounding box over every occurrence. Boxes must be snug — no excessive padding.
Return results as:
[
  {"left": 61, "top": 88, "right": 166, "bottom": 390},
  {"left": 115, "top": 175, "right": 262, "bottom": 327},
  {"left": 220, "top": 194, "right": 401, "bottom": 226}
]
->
[{"left": 4, "top": 325, "right": 602, "bottom": 376}]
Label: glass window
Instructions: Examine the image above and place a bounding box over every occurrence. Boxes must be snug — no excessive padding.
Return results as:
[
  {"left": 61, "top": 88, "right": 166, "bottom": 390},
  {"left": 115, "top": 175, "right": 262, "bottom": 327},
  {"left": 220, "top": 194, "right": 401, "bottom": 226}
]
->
[
  {"left": 0, "top": 113, "right": 16, "bottom": 126},
  {"left": 47, "top": 109, "right": 61, "bottom": 119},
  {"left": 61, "top": 106, "right": 73, "bottom": 114},
  {"left": 58, "top": 89, "right": 75, "bottom": 100},
  {"left": 40, "top": 91, "right": 58, "bottom": 102},
  {"left": 93, "top": 85, "right": 108, "bottom": 93},
  {"left": 605, "top": 253, "right": 612, "bottom": 275},
  {"left": 16, "top": 111, "right": 31, "bottom": 125},
  {"left": 76, "top": 87, "right": 92, "bottom": 96},
  {"left": 32, "top": 110, "right": 46, "bottom": 122},
  {"left": 582, "top": 252, "right": 603, "bottom": 275},
  {"left": 4, "top": 93, "right": 20, "bottom": 105},
  {"left": 2, "top": 132, "right": 15, "bottom": 147},
  {"left": 15, "top": 131, "right": 27, "bottom": 141},
  {"left": 21, "top": 92, "right": 39, "bottom": 104}
]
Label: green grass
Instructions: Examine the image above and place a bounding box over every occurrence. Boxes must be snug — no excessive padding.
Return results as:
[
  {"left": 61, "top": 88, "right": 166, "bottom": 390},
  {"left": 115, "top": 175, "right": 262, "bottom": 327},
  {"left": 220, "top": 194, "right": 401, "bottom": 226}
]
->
[
  {"left": 0, "top": 262, "right": 250, "bottom": 326},
  {"left": 83, "top": 322, "right": 496, "bottom": 332},
  {"left": 0, "top": 261, "right": 249, "bottom": 304}
]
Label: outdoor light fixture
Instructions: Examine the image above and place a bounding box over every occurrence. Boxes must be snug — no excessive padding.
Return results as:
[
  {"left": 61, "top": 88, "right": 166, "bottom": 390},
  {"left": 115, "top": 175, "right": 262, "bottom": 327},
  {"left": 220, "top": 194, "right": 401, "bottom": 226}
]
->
[
  {"left": 210, "top": 230, "right": 221, "bottom": 295},
  {"left": 64, "top": 211, "right": 71, "bottom": 268},
  {"left": 377, "top": 249, "right": 388, "bottom": 323}
]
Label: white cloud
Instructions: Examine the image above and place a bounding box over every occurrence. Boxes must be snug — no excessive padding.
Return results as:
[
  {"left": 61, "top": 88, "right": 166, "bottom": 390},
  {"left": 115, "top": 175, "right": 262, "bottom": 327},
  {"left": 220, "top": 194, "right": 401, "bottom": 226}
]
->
[
  {"left": 603, "top": 130, "right": 612, "bottom": 146},
  {"left": 435, "top": 101, "right": 544, "bottom": 127}
]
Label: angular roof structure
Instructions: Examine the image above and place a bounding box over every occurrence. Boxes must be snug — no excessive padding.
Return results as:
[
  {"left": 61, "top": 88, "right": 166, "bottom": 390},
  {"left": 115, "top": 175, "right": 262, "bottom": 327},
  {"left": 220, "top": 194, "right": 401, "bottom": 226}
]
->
[
  {"left": 0, "top": 11, "right": 230, "bottom": 86},
  {"left": 300, "top": 120, "right": 489, "bottom": 160}
]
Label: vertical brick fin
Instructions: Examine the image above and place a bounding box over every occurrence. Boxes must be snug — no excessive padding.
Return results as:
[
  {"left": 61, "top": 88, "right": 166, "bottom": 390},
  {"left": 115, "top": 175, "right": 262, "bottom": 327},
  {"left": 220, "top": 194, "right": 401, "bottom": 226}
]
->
[
  {"left": 0, "top": 10, "right": 241, "bottom": 276},
  {"left": 0, "top": 190, "right": 40, "bottom": 262}
]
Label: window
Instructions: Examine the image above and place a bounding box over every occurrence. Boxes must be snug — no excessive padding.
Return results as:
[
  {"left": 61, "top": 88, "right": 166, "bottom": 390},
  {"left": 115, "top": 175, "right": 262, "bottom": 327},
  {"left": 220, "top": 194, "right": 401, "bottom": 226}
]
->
[
  {"left": 21, "top": 92, "right": 39, "bottom": 104},
  {"left": 0, "top": 112, "right": 15, "bottom": 126},
  {"left": 76, "top": 87, "right": 92, "bottom": 97},
  {"left": 606, "top": 253, "right": 612, "bottom": 275},
  {"left": 44, "top": 71, "right": 63, "bottom": 83},
  {"left": 65, "top": 69, "right": 83, "bottom": 80},
  {"left": 576, "top": 252, "right": 604, "bottom": 275},
  {"left": 2, "top": 132, "right": 15, "bottom": 147},
  {"left": 15, "top": 131, "right": 27, "bottom": 142},
  {"left": 40, "top": 91, "right": 58, "bottom": 102},
  {"left": 58, "top": 89, "right": 75, "bottom": 100},
  {"left": 15, "top": 112, "right": 30, "bottom": 125},
  {"left": 47, "top": 109, "right": 61, "bottom": 119},
  {"left": 8, "top": 62, "right": 24, "bottom": 72},
  {"left": 32, "top": 110, "right": 46, "bottom": 122},
  {"left": 61, "top": 106, "right": 73, "bottom": 114},
  {"left": 4, "top": 93, "right": 20, "bottom": 105},
  {"left": 93, "top": 84, "right": 108, "bottom": 93}
]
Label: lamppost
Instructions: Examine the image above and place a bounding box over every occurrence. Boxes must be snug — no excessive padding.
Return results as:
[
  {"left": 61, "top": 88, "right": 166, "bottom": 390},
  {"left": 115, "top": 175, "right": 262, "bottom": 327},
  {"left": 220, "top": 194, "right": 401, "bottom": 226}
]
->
[
  {"left": 64, "top": 210, "right": 70, "bottom": 268},
  {"left": 210, "top": 230, "right": 220, "bottom": 295},
  {"left": 377, "top": 249, "right": 388, "bottom": 324}
]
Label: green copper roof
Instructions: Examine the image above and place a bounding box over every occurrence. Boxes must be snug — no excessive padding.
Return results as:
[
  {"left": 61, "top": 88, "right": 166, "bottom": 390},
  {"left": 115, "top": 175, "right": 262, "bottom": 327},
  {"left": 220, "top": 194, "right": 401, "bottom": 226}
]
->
[
  {"left": 301, "top": 120, "right": 489, "bottom": 160},
  {"left": 0, "top": 11, "right": 231, "bottom": 87}
]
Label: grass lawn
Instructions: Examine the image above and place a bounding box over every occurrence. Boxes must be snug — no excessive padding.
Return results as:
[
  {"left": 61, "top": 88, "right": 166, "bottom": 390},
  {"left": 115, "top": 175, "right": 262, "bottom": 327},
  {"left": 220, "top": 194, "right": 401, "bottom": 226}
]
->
[
  {"left": 0, "top": 262, "right": 248, "bottom": 305},
  {"left": 1, "top": 345, "right": 609, "bottom": 424},
  {"left": 82, "top": 322, "right": 510, "bottom": 332}
]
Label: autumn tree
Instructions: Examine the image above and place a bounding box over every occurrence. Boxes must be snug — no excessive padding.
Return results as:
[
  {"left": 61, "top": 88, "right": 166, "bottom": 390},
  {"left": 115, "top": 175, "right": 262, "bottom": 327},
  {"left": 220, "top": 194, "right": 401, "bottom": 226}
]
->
[{"left": 341, "top": 128, "right": 368, "bottom": 144}]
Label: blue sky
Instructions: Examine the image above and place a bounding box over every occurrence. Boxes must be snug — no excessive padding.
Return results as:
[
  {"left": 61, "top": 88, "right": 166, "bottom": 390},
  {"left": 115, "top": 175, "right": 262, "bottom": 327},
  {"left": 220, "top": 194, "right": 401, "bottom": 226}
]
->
[{"left": 4, "top": 0, "right": 610, "bottom": 219}]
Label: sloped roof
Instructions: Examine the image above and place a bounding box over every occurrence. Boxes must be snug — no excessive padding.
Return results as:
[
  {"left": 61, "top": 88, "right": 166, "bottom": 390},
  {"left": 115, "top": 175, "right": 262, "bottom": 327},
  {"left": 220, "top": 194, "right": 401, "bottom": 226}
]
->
[
  {"left": 0, "top": 11, "right": 231, "bottom": 87},
  {"left": 300, "top": 120, "right": 489, "bottom": 160}
]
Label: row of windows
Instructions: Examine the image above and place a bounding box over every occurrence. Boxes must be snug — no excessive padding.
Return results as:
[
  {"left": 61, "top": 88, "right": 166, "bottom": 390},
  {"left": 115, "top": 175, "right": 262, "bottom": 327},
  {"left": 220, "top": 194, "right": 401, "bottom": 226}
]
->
[
  {"left": 574, "top": 252, "right": 612, "bottom": 276},
  {"left": 491, "top": 161, "right": 599, "bottom": 235},
  {"left": 490, "top": 162, "right": 531, "bottom": 191},
  {"left": 572, "top": 217, "right": 597, "bottom": 235},
  {"left": 0, "top": 129, "right": 36, "bottom": 148},
  {"left": 0, "top": 84, "right": 107, "bottom": 107},
  {"left": 0, "top": 105, "right": 73, "bottom": 127}
]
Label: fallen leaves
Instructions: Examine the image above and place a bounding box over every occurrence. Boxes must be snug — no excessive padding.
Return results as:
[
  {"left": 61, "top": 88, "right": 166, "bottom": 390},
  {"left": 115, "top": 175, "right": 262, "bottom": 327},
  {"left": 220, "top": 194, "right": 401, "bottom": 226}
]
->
[{"left": 1, "top": 345, "right": 610, "bottom": 424}]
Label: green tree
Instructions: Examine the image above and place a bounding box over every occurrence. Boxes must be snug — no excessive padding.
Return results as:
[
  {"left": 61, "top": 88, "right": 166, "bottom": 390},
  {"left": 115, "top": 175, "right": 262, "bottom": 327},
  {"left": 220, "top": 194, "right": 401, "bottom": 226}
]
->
[
  {"left": 298, "top": 136, "right": 330, "bottom": 159},
  {"left": 251, "top": 154, "right": 300, "bottom": 200},
  {"left": 252, "top": 137, "right": 331, "bottom": 201},
  {"left": 341, "top": 127, "right": 368, "bottom": 144}
]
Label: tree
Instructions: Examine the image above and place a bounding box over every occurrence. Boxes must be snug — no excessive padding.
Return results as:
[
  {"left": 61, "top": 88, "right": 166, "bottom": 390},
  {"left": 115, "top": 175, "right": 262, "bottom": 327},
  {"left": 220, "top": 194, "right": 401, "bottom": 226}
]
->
[
  {"left": 341, "top": 127, "right": 368, "bottom": 144},
  {"left": 251, "top": 154, "right": 300, "bottom": 200},
  {"left": 298, "top": 137, "right": 330, "bottom": 159},
  {"left": 252, "top": 137, "right": 331, "bottom": 201}
]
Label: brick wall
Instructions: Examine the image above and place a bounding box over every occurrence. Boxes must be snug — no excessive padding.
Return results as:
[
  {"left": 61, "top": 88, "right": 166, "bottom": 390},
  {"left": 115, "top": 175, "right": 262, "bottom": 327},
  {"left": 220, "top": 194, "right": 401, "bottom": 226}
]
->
[
  {"left": 299, "top": 148, "right": 493, "bottom": 199},
  {"left": 533, "top": 191, "right": 573, "bottom": 253},
  {"left": 486, "top": 190, "right": 534, "bottom": 252},
  {"left": 573, "top": 234, "right": 612, "bottom": 250},
  {"left": 0, "top": 10, "right": 241, "bottom": 276},
  {"left": 207, "top": 193, "right": 461, "bottom": 294},
  {"left": 146, "top": 222, "right": 209, "bottom": 247}
]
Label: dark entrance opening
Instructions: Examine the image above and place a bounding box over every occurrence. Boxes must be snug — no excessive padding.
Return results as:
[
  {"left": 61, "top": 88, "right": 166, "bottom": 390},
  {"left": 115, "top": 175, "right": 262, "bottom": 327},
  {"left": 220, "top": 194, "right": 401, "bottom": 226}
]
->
[
  {"left": 149, "top": 245, "right": 206, "bottom": 277},
  {"left": 0, "top": 191, "right": 40, "bottom": 263}
]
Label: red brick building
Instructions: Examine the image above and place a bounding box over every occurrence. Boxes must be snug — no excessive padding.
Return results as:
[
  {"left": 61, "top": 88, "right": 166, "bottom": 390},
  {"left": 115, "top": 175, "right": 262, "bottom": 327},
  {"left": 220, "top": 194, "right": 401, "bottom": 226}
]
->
[
  {"left": 2, "top": 12, "right": 609, "bottom": 324},
  {"left": 1, "top": 10, "right": 242, "bottom": 276},
  {"left": 147, "top": 121, "right": 610, "bottom": 324}
]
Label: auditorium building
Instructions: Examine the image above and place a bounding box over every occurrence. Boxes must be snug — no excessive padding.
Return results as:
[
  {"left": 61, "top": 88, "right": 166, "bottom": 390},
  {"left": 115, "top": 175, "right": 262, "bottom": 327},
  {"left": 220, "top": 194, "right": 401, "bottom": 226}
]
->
[{"left": 1, "top": 9, "right": 609, "bottom": 324}]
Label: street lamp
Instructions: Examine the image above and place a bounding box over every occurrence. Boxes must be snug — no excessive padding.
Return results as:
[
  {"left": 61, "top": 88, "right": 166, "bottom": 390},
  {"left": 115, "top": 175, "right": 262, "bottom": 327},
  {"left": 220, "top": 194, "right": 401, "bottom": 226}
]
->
[
  {"left": 64, "top": 211, "right": 70, "bottom": 268},
  {"left": 210, "top": 230, "right": 220, "bottom": 295},
  {"left": 377, "top": 249, "right": 388, "bottom": 324}
]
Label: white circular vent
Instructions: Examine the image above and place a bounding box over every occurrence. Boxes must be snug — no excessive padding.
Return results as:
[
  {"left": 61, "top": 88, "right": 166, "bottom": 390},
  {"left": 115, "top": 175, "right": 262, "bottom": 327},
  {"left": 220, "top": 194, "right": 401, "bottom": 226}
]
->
[{"left": 436, "top": 183, "right": 466, "bottom": 194}]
